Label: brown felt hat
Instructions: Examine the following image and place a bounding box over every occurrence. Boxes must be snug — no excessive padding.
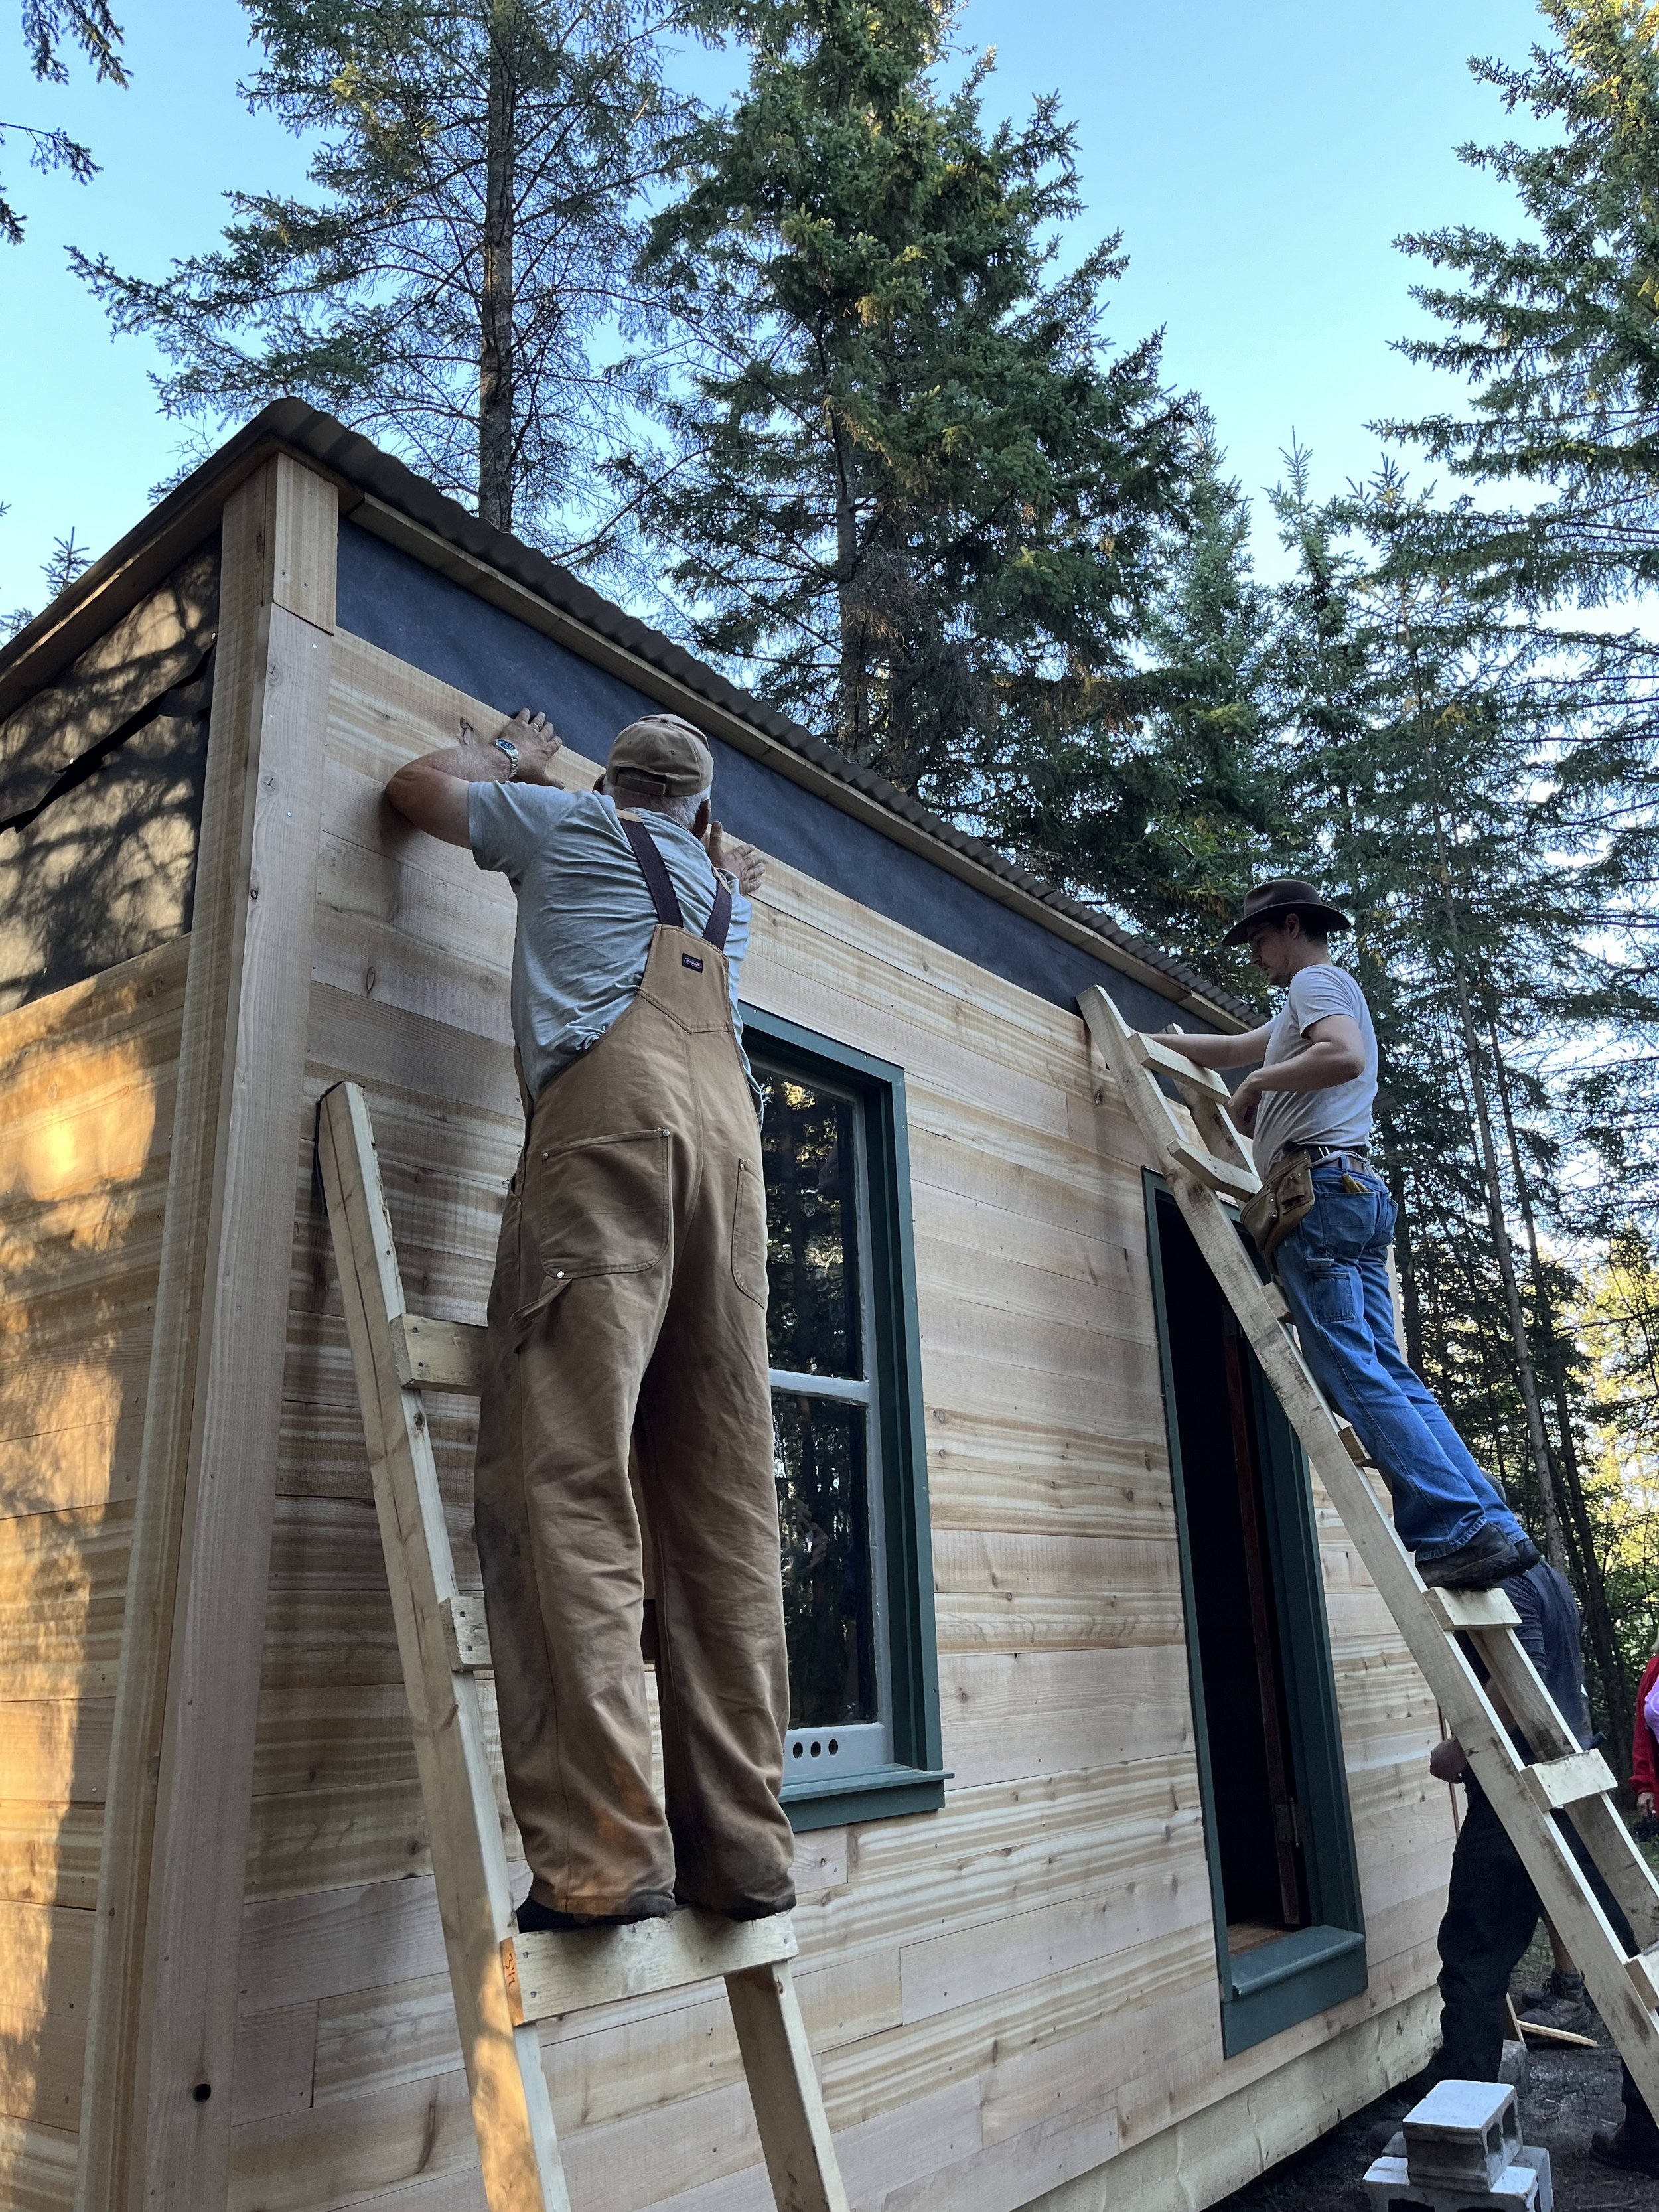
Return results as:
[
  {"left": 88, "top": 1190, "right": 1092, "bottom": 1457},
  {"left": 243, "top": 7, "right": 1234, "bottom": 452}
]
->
[
  {"left": 606, "top": 713, "right": 713, "bottom": 798},
  {"left": 1222, "top": 878, "right": 1353, "bottom": 946}
]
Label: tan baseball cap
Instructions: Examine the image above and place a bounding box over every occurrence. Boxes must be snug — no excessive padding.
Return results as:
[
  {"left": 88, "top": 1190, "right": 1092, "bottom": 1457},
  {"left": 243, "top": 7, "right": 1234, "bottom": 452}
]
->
[{"left": 606, "top": 713, "right": 713, "bottom": 798}]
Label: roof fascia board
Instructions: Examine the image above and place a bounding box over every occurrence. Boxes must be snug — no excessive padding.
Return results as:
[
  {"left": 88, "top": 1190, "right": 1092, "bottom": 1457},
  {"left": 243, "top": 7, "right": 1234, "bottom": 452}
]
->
[{"left": 351, "top": 492, "right": 1246, "bottom": 1029}]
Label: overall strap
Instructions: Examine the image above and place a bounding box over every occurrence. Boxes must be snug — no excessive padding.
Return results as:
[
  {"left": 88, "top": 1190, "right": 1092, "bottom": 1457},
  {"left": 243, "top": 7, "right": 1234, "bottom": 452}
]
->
[
  {"left": 620, "top": 810, "right": 734, "bottom": 950},
  {"left": 703, "top": 875, "right": 733, "bottom": 952},
  {"left": 618, "top": 813, "right": 685, "bottom": 928}
]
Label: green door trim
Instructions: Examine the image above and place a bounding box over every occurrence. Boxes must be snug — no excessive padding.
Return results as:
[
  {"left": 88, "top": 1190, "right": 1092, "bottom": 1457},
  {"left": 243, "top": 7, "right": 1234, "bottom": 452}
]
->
[{"left": 1143, "top": 1169, "right": 1367, "bottom": 2055}]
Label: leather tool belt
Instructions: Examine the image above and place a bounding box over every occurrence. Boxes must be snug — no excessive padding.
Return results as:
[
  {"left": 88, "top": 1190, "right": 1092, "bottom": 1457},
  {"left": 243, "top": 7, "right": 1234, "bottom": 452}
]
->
[{"left": 1240, "top": 1148, "right": 1316, "bottom": 1266}]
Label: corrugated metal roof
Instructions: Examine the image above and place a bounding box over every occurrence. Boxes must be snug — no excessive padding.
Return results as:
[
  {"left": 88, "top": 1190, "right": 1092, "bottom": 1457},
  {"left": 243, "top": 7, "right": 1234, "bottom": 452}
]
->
[{"left": 0, "top": 399, "right": 1253, "bottom": 1022}]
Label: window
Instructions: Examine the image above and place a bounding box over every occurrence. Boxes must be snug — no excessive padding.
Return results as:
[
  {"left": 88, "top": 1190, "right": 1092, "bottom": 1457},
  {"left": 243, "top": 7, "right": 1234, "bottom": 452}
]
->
[
  {"left": 743, "top": 1007, "right": 945, "bottom": 1830},
  {"left": 1145, "top": 1174, "right": 1367, "bottom": 2053}
]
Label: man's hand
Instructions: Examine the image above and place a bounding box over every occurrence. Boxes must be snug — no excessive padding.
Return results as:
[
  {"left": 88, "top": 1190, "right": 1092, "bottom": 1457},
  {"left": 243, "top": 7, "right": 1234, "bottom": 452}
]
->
[
  {"left": 491, "top": 709, "right": 562, "bottom": 785},
  {"left": 707, "top": 819, "right": 766, "bottom": 897},
  {"left": 1640, "top": 1791, "right": 1655, "bottom": 1817},
  {"left": 1227, "top": 1070, "right": 1265, "bottom": 1135},
  {"left": 386, "top": 706, "right": 561, "bottom": 844},
  {"left": 1429, "top": 1736, "right": 1468, "bottom": 1785}
]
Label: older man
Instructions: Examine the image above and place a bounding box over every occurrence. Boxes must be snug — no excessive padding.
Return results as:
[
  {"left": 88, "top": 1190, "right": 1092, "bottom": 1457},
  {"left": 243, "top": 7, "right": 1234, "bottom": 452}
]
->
[
  {"left": 1155, "top": 877, "right": 1537, "bottom": 1591},
  {"left": 386, "top": 707, "right": 796, "bottom": 1933}
]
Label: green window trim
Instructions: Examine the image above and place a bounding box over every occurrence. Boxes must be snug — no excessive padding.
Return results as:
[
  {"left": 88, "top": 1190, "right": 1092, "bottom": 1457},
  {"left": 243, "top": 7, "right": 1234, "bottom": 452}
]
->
[
  {"left": 1143, "top": 1170, "right": 1367, "bottom": 2055},
  {"left": 743, "top": 1004, "right": 946, "bottom": 1832}
]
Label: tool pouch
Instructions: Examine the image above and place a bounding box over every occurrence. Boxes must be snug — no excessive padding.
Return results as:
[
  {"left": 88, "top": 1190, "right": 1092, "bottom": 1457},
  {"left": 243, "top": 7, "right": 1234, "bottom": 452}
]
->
[{"left": 1240, "top": 1149, "right": 1315, "bottom": 1267}]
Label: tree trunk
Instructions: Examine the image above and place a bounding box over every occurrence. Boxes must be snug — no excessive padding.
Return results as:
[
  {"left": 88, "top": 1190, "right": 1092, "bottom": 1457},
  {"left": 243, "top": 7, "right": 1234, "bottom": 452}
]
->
[
  {"left": 1378, "top": 1106, "right": 1427, "bottom": 1372},
  {"left": 479, "top": 4, "right": 518, "bottom": 532},
  {"left": 831, "top": 418, "right": 867, "bottom": 759},
  {"left": 1484, "top": 1005, "right": 1632, "bottom": 1749},
  {"left": 1437, "top": 922, "right": 1568, "bottom": 1568},
  {"left": 1396, "top": 622, "right": 1569, "bottom": 1570}
]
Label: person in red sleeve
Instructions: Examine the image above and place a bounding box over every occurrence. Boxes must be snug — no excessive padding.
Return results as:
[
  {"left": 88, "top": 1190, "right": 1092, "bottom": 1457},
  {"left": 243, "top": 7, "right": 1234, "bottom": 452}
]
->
[{"left": 1633, "top": 1639, "right": 1659, "bottom": 1819}]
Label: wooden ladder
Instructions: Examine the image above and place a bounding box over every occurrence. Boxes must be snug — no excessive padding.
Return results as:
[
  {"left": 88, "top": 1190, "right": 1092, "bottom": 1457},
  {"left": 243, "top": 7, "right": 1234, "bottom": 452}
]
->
[
  {"left": 315, "top": 1081, "right": 851, "bottom": 2212},
  {"left": 1079, "top": 985, "right": 1659, "bottom": 2112}
]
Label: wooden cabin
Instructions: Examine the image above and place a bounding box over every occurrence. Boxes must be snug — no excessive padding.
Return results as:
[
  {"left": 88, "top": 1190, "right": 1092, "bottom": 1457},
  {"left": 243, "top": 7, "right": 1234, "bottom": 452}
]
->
[{"left": 0, "top": 406, "right": 1454, "bottom": 2212}]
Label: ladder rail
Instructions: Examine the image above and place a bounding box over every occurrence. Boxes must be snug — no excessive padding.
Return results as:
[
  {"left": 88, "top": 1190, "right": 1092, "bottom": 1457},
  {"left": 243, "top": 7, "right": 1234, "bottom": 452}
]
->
[
  {"left": 317, "top": 1082, "right": 568, "bottom": 2212},
  {"left": 317, "top": 1081, "right": 851, "bottom": 2212},
  {"left": 1078, "top": 988, "right": 1659, "bottom": 2114}
]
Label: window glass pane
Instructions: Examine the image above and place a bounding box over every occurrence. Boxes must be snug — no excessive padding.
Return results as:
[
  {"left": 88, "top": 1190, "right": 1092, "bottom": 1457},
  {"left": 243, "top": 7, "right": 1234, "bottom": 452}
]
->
[
  {"left": 773, "top": 1392, "right": 877, "bottom": 1728},
  {"left": 756, "top": 1068, "right": 862, "bottom": 1379}
]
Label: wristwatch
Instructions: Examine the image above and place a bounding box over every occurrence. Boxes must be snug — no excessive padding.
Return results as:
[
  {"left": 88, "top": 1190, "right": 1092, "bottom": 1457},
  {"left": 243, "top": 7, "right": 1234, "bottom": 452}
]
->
[{"left": 493, "top": 736, "right": 520, "bottom": 779}]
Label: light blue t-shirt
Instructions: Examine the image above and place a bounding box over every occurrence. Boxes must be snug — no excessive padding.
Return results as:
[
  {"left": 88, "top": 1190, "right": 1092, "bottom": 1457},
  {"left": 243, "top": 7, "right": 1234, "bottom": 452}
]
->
[{"left": 469, "top": 784, "right": 753, "bottom": 1104}]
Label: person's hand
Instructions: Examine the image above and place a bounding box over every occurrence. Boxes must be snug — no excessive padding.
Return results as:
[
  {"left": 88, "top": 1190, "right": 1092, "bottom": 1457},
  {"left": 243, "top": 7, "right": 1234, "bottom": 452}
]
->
[
  {"left": 490, "top": 709, "right": 562, "bottom": 785},
  {"left": 1640, "top": 1791, "right": 1654, "bottom": 1817},
  {"left": 707, "top": 820, "right": 766, "bottom": 897},
  {"left": 1227, "top": 1070, "right": 1264, "bottom": 1135},
  {"left": 1430, "top": 1736, "right": 1468, "bottom": 1785}
]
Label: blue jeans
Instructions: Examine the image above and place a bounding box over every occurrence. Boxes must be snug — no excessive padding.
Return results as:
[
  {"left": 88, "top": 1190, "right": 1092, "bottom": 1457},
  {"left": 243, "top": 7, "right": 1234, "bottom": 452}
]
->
[{"left": 1274, "top": 1164, "right": 1526, "bottom": 1560}]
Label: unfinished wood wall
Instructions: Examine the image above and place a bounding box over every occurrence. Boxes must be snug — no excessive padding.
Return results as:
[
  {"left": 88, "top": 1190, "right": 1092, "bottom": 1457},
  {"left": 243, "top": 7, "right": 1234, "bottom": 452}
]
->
[
  {"left": 226, "top": 623, "right": 1454, "bottom": 2212},
  {"left": 0, "top": 937, "right": 188, "bottom": 2209}
]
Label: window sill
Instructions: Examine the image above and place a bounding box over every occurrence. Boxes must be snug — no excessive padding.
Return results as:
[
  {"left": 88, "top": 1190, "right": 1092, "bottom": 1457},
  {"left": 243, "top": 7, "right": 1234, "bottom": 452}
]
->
[
  {"left": 782, "top": 1763, "right": 948, "bottom": 1831},
  {"left": 1220, "top": 1923, "right": 1368, "bottom": 2055}
]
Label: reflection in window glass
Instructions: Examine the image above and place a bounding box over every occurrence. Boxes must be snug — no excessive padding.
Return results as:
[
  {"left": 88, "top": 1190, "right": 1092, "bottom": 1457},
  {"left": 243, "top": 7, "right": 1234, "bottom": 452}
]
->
[
  {"left": 758, "top": 1072, "right": 861, "bottom": 1378},
  {"left": 772, "top": 1393, "right": 876, "bottom": 1728}
]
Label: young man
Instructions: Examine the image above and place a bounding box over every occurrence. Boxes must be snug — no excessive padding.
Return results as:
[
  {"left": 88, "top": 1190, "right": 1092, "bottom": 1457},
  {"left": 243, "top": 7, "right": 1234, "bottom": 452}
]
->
[
  {"left": 1156, "top": 878, "right": 1536, "bottom": 1591},
  {"left": 386, "top": 706, "right": 798, "bottom": 1933}
]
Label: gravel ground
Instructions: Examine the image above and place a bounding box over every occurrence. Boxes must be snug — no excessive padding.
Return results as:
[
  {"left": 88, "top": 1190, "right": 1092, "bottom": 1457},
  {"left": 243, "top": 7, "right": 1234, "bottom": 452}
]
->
[{"left": 1213, "top": 1931, "right": 1659, "bottom": 2211}]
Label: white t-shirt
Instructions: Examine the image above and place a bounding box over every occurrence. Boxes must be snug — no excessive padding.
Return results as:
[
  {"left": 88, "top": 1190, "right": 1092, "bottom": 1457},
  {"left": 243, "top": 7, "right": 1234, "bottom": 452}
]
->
[{"left": 1250, "top": 963, "right": 1378, "bottom": 1175}]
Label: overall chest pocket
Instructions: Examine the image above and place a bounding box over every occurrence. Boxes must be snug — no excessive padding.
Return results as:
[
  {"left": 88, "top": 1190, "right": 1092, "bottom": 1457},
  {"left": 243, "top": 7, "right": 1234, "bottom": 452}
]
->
[{"left": 526, "top": 1128, "right": 671, "bottom": 1278}]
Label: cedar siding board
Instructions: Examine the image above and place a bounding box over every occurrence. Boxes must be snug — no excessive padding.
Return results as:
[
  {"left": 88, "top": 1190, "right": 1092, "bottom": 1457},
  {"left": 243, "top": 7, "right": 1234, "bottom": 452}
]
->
[{"left": 0, "top": 417, "right": 1452, "bottom": 2212}]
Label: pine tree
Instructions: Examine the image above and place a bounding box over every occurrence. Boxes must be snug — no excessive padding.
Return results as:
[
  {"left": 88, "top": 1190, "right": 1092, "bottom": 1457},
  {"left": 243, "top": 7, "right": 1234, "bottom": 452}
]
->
[
  {"left": 616, "top": 0, "right": 1196, "bottom": 810},
  {"left": 1387, "top": 0, "right": 1659, "bottom": 609},
  {"left": 1376, "top": 0, "right": 1659, "bottom": 1261},
  {"left": 1270, "top": 453, "right": 1642, "bottom": 1737},
  {"left": 72, "top": 0, "right": 682, "bottom": 538},
  {"left": 3, "top": 1, "right": 127, "bottom": 245},
  {"left": 993, "top": 432, "right": 1288, "bottom": 978}
]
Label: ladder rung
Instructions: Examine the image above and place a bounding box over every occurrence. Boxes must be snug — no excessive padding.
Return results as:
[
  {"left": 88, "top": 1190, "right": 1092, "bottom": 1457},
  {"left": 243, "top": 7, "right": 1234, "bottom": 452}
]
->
[
  {"left": 1334, "top": 1420, "right": 1370, "bottom": 1467},
  {"left": 392, "top": 1311, "right": 488, "bottom": 1394},
  {"left": 1425, "top": 1588, "right": 1524, "bottom": 1634},
  {"left": 1165, "top": 1135, "right": 1258, "bottom": 1201},
  {"left": 1129, "top": 1029, "right": 1234, "bottom": 1102},
  {"left": 1521, "top": 1749, "right": 1618, "bottom": 1812},
  {"left": 441, "top": 1594, "right": 492, "bottom": 1671},
  {"left": 1630, "top": 1943, "right": 1659, "bottom": 2012},
  {"left": 502, "top": 1909, "right": 798, "bottom": 2026}
]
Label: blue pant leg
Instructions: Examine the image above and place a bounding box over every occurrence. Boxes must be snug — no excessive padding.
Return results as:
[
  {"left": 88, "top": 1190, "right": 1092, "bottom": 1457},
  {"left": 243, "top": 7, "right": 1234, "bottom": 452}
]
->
[
  {"left": 1356, "top": 1250, "right": 1527, "bottom": 1548},
  {"left": 1275, "top": 1189, "right": 1490, "bottom": 1556}
]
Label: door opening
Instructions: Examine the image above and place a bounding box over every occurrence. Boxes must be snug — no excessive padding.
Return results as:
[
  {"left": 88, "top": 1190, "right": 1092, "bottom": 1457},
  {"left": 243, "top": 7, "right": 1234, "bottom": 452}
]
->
[{"left": 1153, "top": 1187, "right": 1308, "bottom": 1947}]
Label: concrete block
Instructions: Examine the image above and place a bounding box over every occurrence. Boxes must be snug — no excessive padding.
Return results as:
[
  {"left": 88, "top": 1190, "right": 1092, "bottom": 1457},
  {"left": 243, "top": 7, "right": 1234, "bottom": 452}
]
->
[
  {"left": 1359, "top": 2142, "right": 1551, "bottom": 2212},
  {"left": 1404, "top": 2079, "right": 1522, "bottom": 2190},
  {"left": 1497, "top": 2039, "right": 1530, "bottom": 2093}
]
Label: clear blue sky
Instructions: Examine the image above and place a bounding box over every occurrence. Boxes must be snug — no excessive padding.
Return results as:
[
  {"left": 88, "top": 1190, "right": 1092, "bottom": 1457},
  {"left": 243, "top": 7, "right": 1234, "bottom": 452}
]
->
[{"left": 0, "top": 0, "right": 1542, "bottom": 623}]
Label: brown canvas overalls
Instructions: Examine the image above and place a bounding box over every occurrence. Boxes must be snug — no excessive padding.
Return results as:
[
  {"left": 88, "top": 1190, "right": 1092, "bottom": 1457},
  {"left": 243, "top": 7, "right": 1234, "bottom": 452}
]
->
[{"left": 474, "top": 813, "right": 796, "bottom": 1920}]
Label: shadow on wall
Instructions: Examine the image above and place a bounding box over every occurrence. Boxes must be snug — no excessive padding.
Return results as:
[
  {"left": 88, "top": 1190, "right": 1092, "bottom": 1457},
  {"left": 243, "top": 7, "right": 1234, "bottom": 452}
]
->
[
  {"left": 0, "top": 542, "right": 219, "bottom": 1014},
  {"left": 0, "top": 936, "right": 186, "bottom": 2191},
  {"left": 0, "top": 544, "right": 216, "bottom": 2189}
]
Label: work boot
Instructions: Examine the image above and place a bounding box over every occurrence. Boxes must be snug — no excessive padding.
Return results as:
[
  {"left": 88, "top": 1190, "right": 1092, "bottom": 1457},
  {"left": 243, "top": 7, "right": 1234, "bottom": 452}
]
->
[
  {"left": 516, "top": 1888, "right": 675, "bottom": 1934},
  {"left": 1591, "top": 2113, "right": 1659, "bottom": 2177},
  {"left": 1419, "top": 1524, "right": 1532, "bottom": 1590},
  {"left": 1520, "top": 1969, "right": 1591, "bottom": 2035}
]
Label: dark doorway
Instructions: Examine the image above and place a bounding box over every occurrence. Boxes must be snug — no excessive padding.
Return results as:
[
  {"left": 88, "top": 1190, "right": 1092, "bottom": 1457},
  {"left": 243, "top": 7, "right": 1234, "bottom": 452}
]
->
[{"left": 1151, "top": 1185, "right": 1309, "bottom": 1943}]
